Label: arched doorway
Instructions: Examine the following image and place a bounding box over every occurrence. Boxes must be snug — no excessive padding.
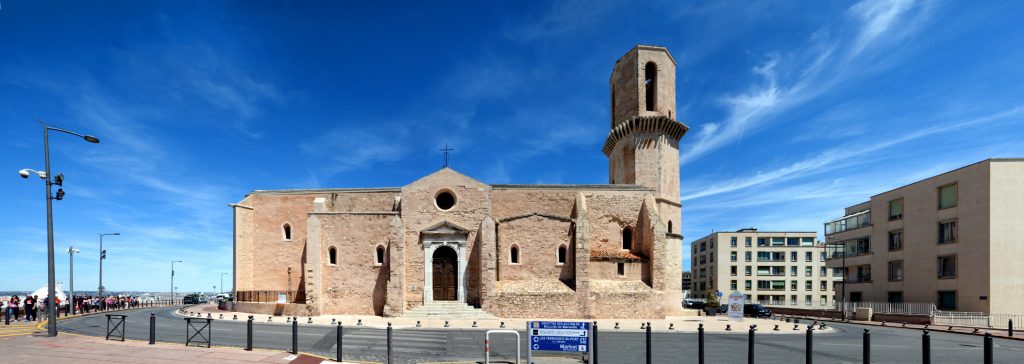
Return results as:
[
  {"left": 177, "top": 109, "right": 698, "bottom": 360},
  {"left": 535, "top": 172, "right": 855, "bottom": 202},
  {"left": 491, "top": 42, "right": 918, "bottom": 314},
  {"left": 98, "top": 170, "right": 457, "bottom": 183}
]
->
[{"left": 431, "top": 246, "right": 458, "bottom": 301}]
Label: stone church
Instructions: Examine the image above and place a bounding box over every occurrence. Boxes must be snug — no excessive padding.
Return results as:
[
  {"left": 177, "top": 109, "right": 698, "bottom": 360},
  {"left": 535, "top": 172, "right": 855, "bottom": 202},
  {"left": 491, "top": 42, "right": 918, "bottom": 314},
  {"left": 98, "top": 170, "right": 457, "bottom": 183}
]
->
[{"left": 231, "top": 45, "right": 689, "bottom": 319}]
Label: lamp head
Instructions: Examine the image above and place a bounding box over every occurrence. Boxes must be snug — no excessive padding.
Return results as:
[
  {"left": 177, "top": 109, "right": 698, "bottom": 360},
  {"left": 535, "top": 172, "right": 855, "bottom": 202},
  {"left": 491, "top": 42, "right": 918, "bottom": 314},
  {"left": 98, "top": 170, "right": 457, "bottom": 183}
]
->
[
  {"left": 83, "top": 135, "right": 100, "bottom": 143},
  {"left": 19, "top": 169, "right": 30, "bottom": 178}
]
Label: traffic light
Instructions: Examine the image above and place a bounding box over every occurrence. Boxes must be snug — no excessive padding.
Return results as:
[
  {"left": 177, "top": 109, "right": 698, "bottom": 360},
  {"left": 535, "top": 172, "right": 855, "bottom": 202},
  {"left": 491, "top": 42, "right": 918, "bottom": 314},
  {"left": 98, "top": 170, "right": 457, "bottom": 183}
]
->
[
  {"left": 101, "top": 250, "right": 107, "bottom": 259},
  {"left": 54, "top": 173, "right": 64, "bottom": 186},
  {"left": 54, "top": 188, "right": 65, "bottom": 200}
]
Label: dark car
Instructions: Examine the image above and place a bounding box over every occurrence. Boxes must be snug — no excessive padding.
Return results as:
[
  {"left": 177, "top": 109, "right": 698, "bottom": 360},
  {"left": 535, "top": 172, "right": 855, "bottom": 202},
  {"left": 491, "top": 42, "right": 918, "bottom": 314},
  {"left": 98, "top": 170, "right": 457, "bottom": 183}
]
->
[
  {"left": 744, "top": 304, "right": 772, "bottom": 318},
  {"left": 183, "top": 295, "right": 196, "bottom": 304},
  {"left": 683, "top": 299, "right": 706, "bottom": 309}
]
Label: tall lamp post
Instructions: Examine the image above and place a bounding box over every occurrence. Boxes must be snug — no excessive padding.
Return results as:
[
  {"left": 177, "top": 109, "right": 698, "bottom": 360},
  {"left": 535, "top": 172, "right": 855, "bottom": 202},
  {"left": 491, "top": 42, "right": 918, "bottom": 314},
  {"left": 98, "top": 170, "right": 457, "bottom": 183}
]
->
[
  {"left": 98, "top": 232, "right": 119, "bottom": 297},
  {"left": 67, "top": 246, "right": 80, "bottom": 315},
  {"left": 171, "top": 260, "right": 182, "bottom": 304},
  {"left": 18, "top": 121, "right": 100, "bottom": 337}
]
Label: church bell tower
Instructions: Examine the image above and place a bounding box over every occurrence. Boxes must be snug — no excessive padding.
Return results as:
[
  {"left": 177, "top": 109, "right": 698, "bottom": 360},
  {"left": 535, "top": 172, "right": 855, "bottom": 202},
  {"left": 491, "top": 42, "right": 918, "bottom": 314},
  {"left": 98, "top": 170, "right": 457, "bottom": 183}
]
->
[{"left": 604, "top": 45, "right": 689, "bottom": 232}]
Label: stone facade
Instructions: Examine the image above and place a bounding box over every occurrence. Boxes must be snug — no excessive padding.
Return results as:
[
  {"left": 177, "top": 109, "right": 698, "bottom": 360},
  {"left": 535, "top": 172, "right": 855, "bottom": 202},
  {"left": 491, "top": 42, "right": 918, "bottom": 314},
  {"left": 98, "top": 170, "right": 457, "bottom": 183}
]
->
[{"left": 232, "top": 45, "right": 690, "bottom": 319}]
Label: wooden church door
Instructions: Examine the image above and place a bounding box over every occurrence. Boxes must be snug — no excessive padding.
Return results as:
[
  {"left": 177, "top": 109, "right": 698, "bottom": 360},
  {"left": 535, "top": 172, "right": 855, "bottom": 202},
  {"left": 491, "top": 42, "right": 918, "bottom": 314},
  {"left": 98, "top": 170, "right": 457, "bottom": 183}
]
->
[{"left": 431, "top": 246, "right": 458, "bottom": 301}]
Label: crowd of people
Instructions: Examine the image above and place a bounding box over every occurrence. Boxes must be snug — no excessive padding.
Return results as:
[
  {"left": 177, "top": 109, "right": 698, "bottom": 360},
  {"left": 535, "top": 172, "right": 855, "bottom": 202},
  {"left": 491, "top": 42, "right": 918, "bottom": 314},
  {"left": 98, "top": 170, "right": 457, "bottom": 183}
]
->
[{"left": 3, "top": 294, "right": 151, "bottom": 322}]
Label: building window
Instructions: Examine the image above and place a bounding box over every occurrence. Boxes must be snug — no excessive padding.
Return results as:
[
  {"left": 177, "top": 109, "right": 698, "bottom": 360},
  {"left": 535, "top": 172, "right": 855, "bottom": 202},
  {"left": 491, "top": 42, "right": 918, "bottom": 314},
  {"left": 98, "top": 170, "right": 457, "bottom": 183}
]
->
[
  {"left": 805, "top": 252, "right": 812, "bottom": 262},
  {"left": 617, "top": 262, "right": 625, "bottom": 276},
  {"left": 888, "top": 291, "right": 903, "bottom": 303},
  {"left": 745, "top": 266, "right": 752, "bottom": 276},
  {"left": 730, "top": 280, "right": 737, "bottom": 290},
  {"left": 435, "top": 190, "right": 457, "bottom": 210},
  {"left": 938, "top": 291, "right": 957, "bottom": 310},
  {"left": 855, "top": 265, "right": 871, "bottom": 282},
  {"left": 510, "top": 245, "right": 520, "bottom": 264},
  {"left": 888, "top": 260, "right": 903, "bottom": 281},
  {"left": 938, "top": 255, "right": 957, "bottom": 278},
  {"left": 889, "top": 230, "right": 903, "bottom": 251},
  {"left": 328, "top": 246, "right": 337, "bottom": 265},
  {"left": 939, "top": 220, "right": 957, "bottom": 244},
  {"left": 805, "top": 295, "right": 812, "bottom": 306},
  {"left": 790, "top": 252, "right": 797, "bottom": 262},
  {"left": 938, "top": 183, "right": 958, "bottom": 209},
  {"left": 805, "top": 267, "right": 813, "bottom": 277},
  {"left": 745, "top": 252, "right": 751, "bottom": 262},
  {"left": 668, "top": 221, "right": 673, "bottom": 233},
  {"left": 805, "top": 281, "right": 812, "bottom": 291},
  {"left": 745, "top": 280, "right": 752, "bottom": 290},
  {"left": 730, "top": 252, "right": 737, "bottom": 262},
  {"left": 790, "top": 266, "right": 797, "bottom": 276},
  {"left": 820, "top": 295, "right": 827, "bottom": 306},
  {"left": 710, "top": 252, "right": 715, "bottom": 263},
  {"left": 820, "top": 281, "right": 827, "bottom": 291},
  {"left": 622, "top": 228, "right": 633, "bottom": 250},
  {"left": 889, "top": 198, "right": 903, "bottom": 220},
  {"left": 790, "top": 295, "right": 797, "bottom": 305},
  {"left": 557, "top": 245, "right": 567, "bottom": 265},
  {"left": 282, "top": 223, "right": 292, "bottom": 241},
  {"left": 730, "top": 266, "right": 737, "bottom": 276},
  {"left": 730, "top": 237, "right": 737, "bottom": 247},
  {"left": 820, "top": 252, "right": 826, "bottom": 261},
  {"left": 757, "top": 238, "right": 767, "bottom": 246},
  {"left": 790, "top": 280, "right": 797, "bottom": 291},
  {"left": 644, "top": 62, "right": 657, "bottom": 111},
  {"left": 771, "top": 237, "right": 785, "bottom": 246},
  {"left": 820, "top": 267, "right": 827, "bottom": 277},
  {"left": 745, "top": 237, "right": 752, "bottom": 247},
  {"left": 375, "top": 245, "right": 385, "bottom": 265}
]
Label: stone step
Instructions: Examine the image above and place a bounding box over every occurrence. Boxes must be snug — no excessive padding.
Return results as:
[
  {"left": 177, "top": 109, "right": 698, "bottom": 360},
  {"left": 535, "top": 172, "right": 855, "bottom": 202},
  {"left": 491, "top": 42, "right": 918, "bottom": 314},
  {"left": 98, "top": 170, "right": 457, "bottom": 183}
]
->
[{"left": 402, "top": 302, "right": 497, "bottom": 320}]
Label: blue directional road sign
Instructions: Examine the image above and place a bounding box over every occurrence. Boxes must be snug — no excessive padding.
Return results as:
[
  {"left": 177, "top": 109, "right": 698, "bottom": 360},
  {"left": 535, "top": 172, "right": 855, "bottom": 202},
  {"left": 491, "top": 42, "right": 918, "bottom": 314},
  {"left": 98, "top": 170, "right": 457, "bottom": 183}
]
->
[{"left": 528, "top": 321, "right": 590, "bottom": 353}]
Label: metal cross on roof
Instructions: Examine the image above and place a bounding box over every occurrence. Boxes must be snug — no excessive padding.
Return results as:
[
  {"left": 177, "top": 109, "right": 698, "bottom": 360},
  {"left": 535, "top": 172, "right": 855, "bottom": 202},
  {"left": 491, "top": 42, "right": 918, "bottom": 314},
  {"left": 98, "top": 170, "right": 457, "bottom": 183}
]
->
[{"left": 440, "top": 143, "right": 454, "bottom": 167}]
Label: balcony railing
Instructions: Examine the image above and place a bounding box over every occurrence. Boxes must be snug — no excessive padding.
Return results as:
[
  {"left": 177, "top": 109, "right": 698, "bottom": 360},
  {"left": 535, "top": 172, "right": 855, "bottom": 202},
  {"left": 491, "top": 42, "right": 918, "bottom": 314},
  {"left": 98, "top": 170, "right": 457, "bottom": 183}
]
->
[{"left": 824, "top": 210, "right": 871, "bottom": 236}]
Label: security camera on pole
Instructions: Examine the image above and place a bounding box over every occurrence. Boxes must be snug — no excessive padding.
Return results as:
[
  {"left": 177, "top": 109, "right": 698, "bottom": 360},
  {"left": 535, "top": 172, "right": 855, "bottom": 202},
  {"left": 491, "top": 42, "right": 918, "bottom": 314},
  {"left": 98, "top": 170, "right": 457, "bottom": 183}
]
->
[{"left": 17, "top": 120, "right": 100, "bottom": 337}]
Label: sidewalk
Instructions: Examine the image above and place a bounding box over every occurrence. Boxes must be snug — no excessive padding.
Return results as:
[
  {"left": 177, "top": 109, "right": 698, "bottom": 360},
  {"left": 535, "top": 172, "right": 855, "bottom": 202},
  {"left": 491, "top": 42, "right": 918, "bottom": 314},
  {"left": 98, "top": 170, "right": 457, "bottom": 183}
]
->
[
  {"left": 774, "top": 313, "right": 1023, "bottom": 341},
  {"left": 0, "top": 332, "right": 356, "bottom": 363},
  {"left": 182, "top": 304, "right": 824, "bottom": 334}
]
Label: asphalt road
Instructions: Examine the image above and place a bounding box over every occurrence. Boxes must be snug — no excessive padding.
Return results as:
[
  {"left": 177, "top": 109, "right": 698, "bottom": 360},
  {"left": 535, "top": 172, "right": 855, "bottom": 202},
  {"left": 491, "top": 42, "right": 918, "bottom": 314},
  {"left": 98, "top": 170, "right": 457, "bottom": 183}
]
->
[{"left": 58, "top": 306, "right": 1024, "bottom": 363}]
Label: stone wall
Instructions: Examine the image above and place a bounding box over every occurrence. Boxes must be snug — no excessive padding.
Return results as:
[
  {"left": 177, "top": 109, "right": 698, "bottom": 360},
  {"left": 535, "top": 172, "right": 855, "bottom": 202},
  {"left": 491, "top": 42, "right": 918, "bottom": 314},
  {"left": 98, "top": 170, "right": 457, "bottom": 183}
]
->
[
  {"left": 318, "top": 213, "right": 395, "bottom": 316},
  {"left": 490, "top": 280, "right": 581, "bottom": 318},
  {"left": 231, "top": 301, "right": 312, "bottom": 317},
  {"left": 589, "top": 280, "right": 662, "bottom": 319}
]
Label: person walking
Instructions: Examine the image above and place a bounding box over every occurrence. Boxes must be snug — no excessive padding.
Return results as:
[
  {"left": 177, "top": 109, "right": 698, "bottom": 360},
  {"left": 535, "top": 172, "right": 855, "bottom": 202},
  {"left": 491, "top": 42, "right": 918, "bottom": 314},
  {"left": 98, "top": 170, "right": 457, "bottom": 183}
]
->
[
  {"left": 23, "top": 295, "right": 35, "bottom": 322},
  {"left": 8, "top": 295, "right": 20, "bottom": 321}
]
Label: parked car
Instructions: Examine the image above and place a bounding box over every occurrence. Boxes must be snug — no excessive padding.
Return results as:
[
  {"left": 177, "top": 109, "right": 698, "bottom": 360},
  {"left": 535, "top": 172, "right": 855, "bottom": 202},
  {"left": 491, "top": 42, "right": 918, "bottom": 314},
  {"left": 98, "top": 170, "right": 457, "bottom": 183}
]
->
[
  {"left": 744, "top": 304, "right": 773, "bottom": 318},
  {"left": 683, "top": 299, "right": 706, "bottom": 309}
]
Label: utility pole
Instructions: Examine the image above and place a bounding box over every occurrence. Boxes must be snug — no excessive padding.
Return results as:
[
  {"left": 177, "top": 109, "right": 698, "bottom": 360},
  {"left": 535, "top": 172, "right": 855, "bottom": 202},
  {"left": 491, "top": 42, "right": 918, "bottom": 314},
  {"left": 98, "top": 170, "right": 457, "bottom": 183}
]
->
[
  {"left": 98, "top": 233, "right": 120, "bottom": 297},
  {"left": 67, "top": 246, "right": 80, "bottom": 315},
  {"left": 171, "top": 260, "right": 182, "bottom": 304}
]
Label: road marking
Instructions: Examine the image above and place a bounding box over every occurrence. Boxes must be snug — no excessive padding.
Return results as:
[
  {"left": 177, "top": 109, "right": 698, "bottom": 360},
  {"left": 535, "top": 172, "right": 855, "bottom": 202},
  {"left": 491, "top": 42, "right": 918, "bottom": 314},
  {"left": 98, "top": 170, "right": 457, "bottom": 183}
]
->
[{"left": 818, "top": 343, "right": 906, "bottom": 348}]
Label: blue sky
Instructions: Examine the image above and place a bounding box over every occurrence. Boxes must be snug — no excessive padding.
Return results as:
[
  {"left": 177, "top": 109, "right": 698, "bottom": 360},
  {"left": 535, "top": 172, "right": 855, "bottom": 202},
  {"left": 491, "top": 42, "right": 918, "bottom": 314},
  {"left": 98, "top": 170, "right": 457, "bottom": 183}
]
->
[{"left": 2, "top": 1, "right": 1023, "bottom": 292}]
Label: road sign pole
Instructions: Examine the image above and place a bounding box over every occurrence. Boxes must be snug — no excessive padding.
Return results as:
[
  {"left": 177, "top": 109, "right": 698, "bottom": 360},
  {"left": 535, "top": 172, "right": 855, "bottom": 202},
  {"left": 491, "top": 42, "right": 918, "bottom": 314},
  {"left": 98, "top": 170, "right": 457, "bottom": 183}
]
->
[{"left": 527, "top": 322, "right": 532, "bottom": 364}]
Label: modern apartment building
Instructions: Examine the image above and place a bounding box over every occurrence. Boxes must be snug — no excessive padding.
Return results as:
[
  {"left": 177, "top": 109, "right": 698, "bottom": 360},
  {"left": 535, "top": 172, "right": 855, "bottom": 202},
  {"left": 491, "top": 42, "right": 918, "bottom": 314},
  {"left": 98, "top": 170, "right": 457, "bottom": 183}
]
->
[
  {"left": 824, "top": 159, "right": 1024, "bottom": 314},
  {"left": 690, "top": 229, "right": 836, "bottom": 308},
  {"left": 681, "top": 271, "right": 693, "bottom": 292}
]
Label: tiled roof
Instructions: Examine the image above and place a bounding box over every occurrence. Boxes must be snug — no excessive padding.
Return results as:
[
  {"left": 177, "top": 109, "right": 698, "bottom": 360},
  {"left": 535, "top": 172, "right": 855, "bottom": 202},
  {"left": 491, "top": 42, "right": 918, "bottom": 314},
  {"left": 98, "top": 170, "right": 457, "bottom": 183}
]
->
[{"left": 590, "top": 249, "right": 644, "bottom": 260}]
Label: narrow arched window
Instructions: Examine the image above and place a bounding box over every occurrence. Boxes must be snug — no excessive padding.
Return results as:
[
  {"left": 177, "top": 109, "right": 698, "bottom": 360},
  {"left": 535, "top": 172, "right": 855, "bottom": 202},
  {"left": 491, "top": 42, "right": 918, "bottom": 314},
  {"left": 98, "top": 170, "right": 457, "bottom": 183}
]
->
[
  {"left": 328, "top": 247, "right": 337, "bottom": 265},
  {"left": 622, "top": 227, "right": 633, "bottom": 250},
  {"left": 375, "top": 245, "right": 385, "bottom": 265},
  {"left": 557, "top": 245, "right": 567, "bottom": 265},
  {"left": 668, "top": 221, "right": 673, "bottom": 233},
  {"left": 510, "top": 245, "right": 520, "bottom": 264},
  {"left": 645, "top": 62, "right": 657, "bottom": 111},
  {"left": 282, "top": 223, "right": 292, "bottom": 240}
]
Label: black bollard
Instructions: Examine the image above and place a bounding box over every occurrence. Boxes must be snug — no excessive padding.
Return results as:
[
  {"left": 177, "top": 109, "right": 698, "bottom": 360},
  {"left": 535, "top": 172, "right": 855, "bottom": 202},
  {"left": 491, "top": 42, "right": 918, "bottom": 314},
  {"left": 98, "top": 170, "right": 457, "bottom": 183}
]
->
[
  {"left": 922, "top": 330, "right": 931, "bottom": 364},
  {"left": 246, "top": 317, "right": 253, "bottom": 351},
  {"left": 387, "top": 322, "right": 393, "bottom": 364},
  {"left": 291, "top": 317, "right": 298, "bottom": 354},
  {"left": 748, "top": 325, "right": 756, "bottom": 364},
  {"left": 342, "top": 324, "right": 350, "bottom": 362},
  {"left": 698, "top": 323, "right": 705, "bottom": 364},
  {"left": 149, "top": 313, "right": 156, "bottom": 345},
  {"left": 646, "top": 321, "right": 652, "bottom": 364},
  {"left": 806, "top": 326, "right": 813, "bottom": 364},
  {"left": 863, "top": 329, "right": 870, "bottom": 364},
  {"left": 984, "top": 333, "right": 993, "bottom": 364},
  {"left": 1010, "top": 319, "right": 1014, "bottom": 337},
  {"left": 592, "top": 321, "right": 599, "bottom": 364}
]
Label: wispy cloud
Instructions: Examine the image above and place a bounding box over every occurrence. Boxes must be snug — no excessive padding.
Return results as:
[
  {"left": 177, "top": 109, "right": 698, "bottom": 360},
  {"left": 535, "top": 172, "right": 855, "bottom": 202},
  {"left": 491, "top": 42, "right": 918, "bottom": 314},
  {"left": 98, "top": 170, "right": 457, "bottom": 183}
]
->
[
  {"left": 301, "top": 124, "right": 411, "bottom": 175},
  {"left": 683, "top": 105, "right": 1024, "bottom": 202},
  {"left": 681, "top": 0, "right": 934, "bottom": 163}
]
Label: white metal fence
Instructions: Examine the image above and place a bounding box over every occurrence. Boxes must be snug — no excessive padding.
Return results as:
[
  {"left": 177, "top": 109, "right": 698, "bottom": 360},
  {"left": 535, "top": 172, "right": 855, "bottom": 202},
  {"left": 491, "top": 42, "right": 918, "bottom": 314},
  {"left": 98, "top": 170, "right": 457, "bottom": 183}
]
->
[
  {"left": 836, "top": 302, "right": 936, "bottom": 315},
  {"left": 933, "top": 311, "right": 1024, "bottom": 329}
]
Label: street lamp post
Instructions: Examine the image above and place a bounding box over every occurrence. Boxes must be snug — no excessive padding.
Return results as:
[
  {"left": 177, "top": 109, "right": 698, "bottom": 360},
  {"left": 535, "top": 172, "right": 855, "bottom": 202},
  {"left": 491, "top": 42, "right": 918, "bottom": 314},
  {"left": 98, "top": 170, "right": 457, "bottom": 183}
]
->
[
  {"left": 67, "top": 246, "right": 80, "bottom": 315},
  {"left": 98, "top": 232, "right": 119, "bottom": 297},
  {"left": 171, "top": 260, "right": 182, "bottom": 304},
  {"left": 19, "top": 121, "right": 100, "bottom": 337},
  {"left": 220, "top": 272, "right": 227, "bottom": 295}
]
